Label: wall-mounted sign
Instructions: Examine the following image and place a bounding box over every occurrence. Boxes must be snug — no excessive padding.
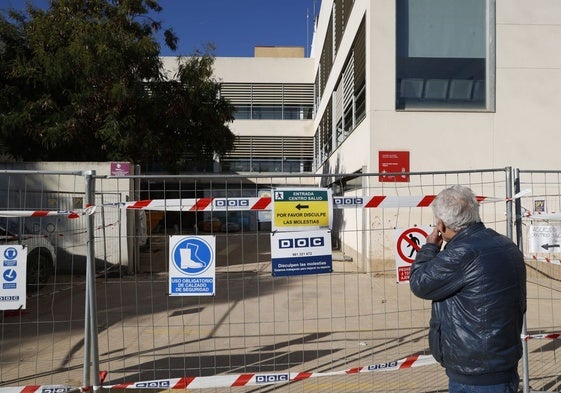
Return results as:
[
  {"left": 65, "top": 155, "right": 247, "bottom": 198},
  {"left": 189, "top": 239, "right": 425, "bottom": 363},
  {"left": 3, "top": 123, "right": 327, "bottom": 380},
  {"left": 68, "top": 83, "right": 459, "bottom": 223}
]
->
[
  {"left": 379, "top": 151, "right": 410, "bottom": 182},
  {"left": 110, "top": 162, "right": 130, "bottom": 176}
]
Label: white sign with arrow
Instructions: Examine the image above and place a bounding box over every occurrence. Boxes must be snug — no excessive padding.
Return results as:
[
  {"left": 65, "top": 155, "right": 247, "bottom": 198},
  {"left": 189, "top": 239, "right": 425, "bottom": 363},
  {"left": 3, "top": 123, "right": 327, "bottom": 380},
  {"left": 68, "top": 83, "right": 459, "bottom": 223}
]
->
[{"left": 528, "top": 225, "right": 561, "bottom": 253}]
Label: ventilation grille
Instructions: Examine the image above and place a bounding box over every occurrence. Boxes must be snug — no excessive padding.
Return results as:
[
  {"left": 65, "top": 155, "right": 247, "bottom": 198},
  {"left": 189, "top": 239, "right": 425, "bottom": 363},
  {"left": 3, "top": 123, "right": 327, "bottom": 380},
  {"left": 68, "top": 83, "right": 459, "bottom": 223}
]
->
[
  {"left": 226, "top": 136, "right": 314, "bottom": 159},
  {"left": 220, "top": 83, "right": 314, "bottom": 105}
]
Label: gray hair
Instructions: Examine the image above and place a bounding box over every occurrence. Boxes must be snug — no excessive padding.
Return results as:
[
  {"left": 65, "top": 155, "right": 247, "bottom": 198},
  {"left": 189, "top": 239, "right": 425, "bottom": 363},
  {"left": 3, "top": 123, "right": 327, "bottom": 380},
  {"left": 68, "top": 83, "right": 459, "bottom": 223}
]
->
[{"left": 432, "top": 185, "right": 481, "bottom": 231}]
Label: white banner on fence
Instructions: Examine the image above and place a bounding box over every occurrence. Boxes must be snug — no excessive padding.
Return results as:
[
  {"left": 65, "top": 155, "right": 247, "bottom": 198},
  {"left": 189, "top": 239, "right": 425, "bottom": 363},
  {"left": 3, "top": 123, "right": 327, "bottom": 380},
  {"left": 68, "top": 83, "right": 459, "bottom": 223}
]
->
[
  {"left": 527, "top": 225, "right": 561, "bottom": 253},
  {"left": 0, "top": 245, "right": 27, "bottom": 310}
]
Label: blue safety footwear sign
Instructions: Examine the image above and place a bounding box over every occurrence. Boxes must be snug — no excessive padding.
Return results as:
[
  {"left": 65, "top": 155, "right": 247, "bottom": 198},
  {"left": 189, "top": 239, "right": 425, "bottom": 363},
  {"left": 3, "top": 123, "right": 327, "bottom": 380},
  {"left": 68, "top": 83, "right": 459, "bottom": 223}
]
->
[{"left": 169, "top": 236, "right": 215, "bottom": 296}]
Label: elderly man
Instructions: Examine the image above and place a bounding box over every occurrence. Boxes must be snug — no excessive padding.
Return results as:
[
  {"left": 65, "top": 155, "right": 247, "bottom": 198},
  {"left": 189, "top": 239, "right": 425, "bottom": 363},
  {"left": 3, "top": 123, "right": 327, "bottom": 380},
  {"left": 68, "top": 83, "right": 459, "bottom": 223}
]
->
[{"left": 409, "top": 185, "right": 526, "bottom": 393}]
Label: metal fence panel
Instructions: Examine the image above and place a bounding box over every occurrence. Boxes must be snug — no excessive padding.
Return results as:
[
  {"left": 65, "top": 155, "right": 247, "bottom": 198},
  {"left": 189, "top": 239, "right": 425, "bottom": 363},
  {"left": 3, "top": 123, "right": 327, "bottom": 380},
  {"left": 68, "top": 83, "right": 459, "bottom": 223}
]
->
[
  {"left": 0, "top": 170, "right": 90, "bottom": 388},
  {"left": 89, "top": 170, "right": 511, "bottom": 392},
  {"left": 515, "top": 169, "right": 561, "bottom": 392},
  {"left": 4, "top": 168, "right": 559, "bottom": 392}
]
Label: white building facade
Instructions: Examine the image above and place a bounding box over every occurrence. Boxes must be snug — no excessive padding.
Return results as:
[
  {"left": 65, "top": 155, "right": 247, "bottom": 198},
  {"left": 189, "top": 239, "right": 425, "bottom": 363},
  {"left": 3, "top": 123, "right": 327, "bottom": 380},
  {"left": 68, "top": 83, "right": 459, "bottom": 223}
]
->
[
  {"left": 163, "top": 0, "right": 561, "bottom": 177},
  {"left": 312, "top": 0, "right": 561, "bottom": 176}
]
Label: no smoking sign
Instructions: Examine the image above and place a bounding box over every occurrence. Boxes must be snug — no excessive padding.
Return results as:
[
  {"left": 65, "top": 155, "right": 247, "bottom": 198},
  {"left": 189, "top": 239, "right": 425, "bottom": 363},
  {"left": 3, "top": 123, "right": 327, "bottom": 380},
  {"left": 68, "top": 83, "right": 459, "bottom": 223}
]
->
[{"left": 395, "top": 226, "right": 430, "bottom": 283}]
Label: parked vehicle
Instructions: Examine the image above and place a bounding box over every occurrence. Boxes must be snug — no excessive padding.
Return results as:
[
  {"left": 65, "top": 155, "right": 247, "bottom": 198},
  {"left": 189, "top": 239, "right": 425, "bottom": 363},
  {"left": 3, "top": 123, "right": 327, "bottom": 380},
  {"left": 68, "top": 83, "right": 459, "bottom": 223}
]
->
[{"left": 0, "top": 219, "right": 56, "bottom": 291}]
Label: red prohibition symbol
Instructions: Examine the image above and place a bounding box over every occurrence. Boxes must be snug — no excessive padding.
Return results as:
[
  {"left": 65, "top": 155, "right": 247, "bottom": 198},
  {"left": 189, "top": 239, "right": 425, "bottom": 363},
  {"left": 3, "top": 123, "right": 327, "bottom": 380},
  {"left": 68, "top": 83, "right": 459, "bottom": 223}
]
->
[{"left": 397, "top": 227, "right": 429, "bottom": 264}]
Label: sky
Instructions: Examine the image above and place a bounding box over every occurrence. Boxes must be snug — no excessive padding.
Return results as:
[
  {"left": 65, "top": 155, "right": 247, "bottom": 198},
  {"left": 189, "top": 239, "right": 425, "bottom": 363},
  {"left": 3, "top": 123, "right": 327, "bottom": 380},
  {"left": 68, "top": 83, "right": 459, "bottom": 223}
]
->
[{"left": 3, "top": 0, "right": 322, "bottom": 57}]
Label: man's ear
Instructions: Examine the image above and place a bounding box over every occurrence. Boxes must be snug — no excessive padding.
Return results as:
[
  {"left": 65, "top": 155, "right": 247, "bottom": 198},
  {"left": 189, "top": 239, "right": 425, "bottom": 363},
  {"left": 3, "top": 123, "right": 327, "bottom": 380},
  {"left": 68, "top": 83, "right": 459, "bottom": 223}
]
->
[{"left": 436, "top": 219, "right": 445, "bottom": 233}]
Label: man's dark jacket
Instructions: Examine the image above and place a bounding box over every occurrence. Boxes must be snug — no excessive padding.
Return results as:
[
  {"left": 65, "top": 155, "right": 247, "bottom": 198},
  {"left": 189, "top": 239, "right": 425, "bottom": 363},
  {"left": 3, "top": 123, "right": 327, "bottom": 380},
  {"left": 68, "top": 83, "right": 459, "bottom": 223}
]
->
[{"left": 409, "top": 222, "right": 526, "bottom": 385}]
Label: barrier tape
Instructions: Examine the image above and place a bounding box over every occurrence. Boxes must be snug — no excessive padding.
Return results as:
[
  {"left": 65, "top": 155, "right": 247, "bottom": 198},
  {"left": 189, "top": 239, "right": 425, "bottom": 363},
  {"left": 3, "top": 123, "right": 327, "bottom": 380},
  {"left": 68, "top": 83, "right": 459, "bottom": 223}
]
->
[
  {"left": 0, "top": 206, "right": 96, "bottom": 219},
  {"left": 0, "top": 354, "right": 436, "bottom": 392},
  {"left": 113, "top": 197, "right": 272, "bottom": 212},
  {"left": 524, "top": 333, "right": 561, "bottom": 341},
  {"left": 0, "top": 386, "right": 80, "bottom": 393},
  {"left": 100, "top": 192, "right": 522, "bottom": 212},
  {"left": 525, "top": 255, "right": 561, "bottom": 266},
  {"left": 104, "top": 354, "right": 435, "bottom": 390},
  {"left": 122, "top": 195, "right": 502, "bottom": 211},
  {"left": 335, "top": 189, "right": 529, "bottom": 209},
  {"left": 0, "top": 190, "right": 529, "bottom": 217},
  {"left": 522, "top": 211, "right": 561, "bottom": 221},
  {"left": 2, "top": 333, "right": 557, "bottom": 392},
  {"left": 0, "top": 210, "right": 81, "bottom": 219}
]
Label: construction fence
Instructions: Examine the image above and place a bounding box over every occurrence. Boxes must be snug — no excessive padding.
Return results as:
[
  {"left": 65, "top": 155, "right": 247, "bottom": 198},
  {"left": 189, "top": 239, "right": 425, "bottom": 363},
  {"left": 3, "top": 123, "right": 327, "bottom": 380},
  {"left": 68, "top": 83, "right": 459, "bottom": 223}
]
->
[{"left": 0, "top": 167, "right": 559, "bottom": 393}]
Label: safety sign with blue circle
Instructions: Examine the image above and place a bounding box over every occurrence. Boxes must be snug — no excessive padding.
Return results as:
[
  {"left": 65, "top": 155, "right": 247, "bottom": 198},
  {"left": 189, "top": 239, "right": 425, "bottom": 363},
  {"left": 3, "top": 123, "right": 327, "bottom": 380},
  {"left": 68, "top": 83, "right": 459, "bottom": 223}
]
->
[
  {"left": 4, "top": 247, "right": 18, "bottom": 260},
  {"left": 169, "top": 235, "right": 215, "bottom": 296},
  {"left": 0, "top": 245, "right": 26, "bottom": 310},
  {"left": 3, "top": 269, "right": 17, "bottom": 282}
]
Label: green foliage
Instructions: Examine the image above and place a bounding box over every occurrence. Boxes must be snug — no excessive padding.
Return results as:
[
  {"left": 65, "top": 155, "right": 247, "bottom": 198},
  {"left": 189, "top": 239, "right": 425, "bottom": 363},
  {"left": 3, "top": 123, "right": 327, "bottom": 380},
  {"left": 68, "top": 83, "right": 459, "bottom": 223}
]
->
[{"left": 0, "top": 0, "right": 234, "bottom": 173}]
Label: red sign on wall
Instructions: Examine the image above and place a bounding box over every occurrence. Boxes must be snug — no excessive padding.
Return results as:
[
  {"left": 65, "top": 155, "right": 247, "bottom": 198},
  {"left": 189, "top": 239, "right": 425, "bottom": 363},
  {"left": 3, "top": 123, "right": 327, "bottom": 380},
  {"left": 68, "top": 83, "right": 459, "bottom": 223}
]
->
[
  {"left": 110, "top": 162, "right": 130, "bottom": 176},
  {"left": 378, "top": 151, "right": 410, "bottom": 182}
]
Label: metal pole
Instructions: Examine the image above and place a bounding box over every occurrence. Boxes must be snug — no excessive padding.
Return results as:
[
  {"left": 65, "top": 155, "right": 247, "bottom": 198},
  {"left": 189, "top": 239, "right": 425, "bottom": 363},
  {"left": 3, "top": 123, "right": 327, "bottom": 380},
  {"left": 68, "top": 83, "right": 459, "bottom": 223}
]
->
[
  {"left": 361, "top": 165, "right": 368, "bottom": 273},
  {"left": 505, "top": 167, "right": 513, "bottom": 240},
  {"left": 83, "top": 170, "right": 100, "bottom": 390},
  {"left": 134, "top": 164, "right": 141, "bottom": 274},
  {"left": 513, "top": 168, "right": 530, "bottom": 393}
]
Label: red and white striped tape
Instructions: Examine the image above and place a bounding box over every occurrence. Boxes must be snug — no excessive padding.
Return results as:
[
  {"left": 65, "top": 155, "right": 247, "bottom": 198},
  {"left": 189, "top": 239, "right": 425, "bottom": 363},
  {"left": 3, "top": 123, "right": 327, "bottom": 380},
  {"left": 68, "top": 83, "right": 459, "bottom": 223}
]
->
[
  {"left": 0, "top": 190, "right": 526, "bottom": 218},
  {"left": 0, "top": 386, "right": 80, "bottom": 393},
  {"left": 0, "top": 206, "right": 96, "bottom": 219},
  {"left": 0, "top": 354, "right": 436, "bottom": 392},
  {"left": 103, "top": 193, "right": 511, "bottom": 212},
  {"left": 522, "top": 211, "right": 561, "bottom": 221},
  {"left": 336, "top": 189, "right": 528, "bottom": 209},
  {"left": 525, "top": 255, "right": 561, "bottom": 266},
  {"left": 115, "top": 197, "right": 272, "bottom": 212},
  {"left": 523, "top": 333, "right": 561, "bottom": 341},
  {"left": 0, "top": 210, "right": 81, "bottom": 219},
  {"left": 104, "top": 354, "right": 436, "bottom": 390}
]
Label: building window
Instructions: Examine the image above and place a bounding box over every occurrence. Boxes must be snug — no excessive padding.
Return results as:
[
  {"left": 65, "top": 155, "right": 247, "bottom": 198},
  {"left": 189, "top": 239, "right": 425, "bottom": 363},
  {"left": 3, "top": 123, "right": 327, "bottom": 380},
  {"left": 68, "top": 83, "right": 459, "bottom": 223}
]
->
[
  {"left": 396, "top": 0, "right": 495, "bottom": 111},
  {"left": 315, "top": 18, "right": 365, "bottom": 169},
  {"left": 220, "top": 83, "right": 314, "bottom": 120},
  {"left": 223, "top": 136, "right": 313, "bottom": 173}
]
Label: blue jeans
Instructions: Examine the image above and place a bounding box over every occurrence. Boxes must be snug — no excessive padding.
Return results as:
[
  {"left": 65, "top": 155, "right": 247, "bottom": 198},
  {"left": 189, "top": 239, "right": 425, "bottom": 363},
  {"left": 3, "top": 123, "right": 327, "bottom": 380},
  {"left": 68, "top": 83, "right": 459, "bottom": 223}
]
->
[{"left": 448, "top": 378, "right": 519, "bottom": 393}]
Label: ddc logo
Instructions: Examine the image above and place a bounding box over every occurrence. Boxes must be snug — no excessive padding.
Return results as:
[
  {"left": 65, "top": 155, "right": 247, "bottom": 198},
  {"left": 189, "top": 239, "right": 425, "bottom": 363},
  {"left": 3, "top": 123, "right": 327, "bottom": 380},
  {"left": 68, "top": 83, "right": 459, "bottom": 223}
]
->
[
  {"left": 255, "top": 374, "right": 289, "bottom": 383},
  {"left": 214, "top": 199, "right": 249, "bottom": 207},
  {"left": 333, "top": 197, "right": 363, "bottom": 206},
  {"left": 135, "top": 381, "right": 171, "bottom": 388},
  {"left": 279, "top": 237, "right": 324, "bottom": 249}
]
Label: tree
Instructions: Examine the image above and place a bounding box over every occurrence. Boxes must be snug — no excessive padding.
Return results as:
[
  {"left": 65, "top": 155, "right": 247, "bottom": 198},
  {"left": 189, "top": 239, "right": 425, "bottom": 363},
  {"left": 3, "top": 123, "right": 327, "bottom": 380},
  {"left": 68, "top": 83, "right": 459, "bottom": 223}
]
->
[
  {"left": 129, "top": 50, "right": 235, "bottom": 173},
  {"left": 0, "top": 0, "right": 234, "bottom": 172}
]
